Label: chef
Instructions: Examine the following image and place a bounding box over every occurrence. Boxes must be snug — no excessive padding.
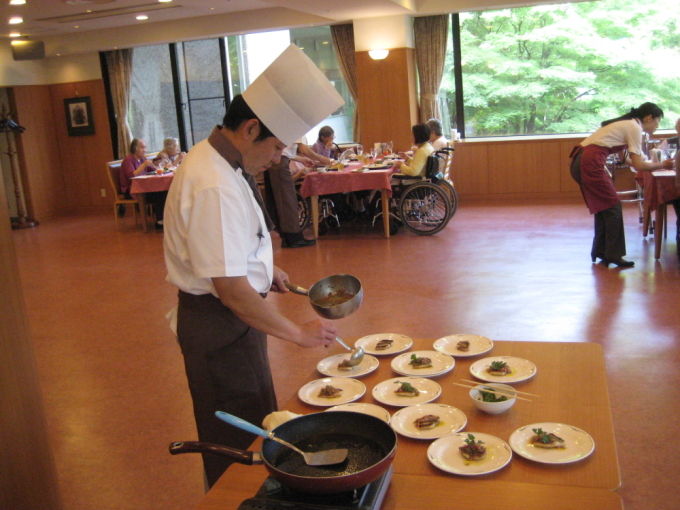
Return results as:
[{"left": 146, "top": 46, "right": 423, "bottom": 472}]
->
[{"left": 163, "top": 45, "right": 344, "bottom": 487}]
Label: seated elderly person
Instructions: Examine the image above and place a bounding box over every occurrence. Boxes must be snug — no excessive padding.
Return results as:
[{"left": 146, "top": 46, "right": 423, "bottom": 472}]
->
[
  {"left": 426, "top": 118, "right": 449, "bottom": 151},
  {"left": 154, "top": 137, "right": 186, "bottom": 169},
  {"left": 120, "top": 138, "right": 166, "bottom": 230},
  {"left": 393, "top": 124, "right": 434, "bottom": 177}
]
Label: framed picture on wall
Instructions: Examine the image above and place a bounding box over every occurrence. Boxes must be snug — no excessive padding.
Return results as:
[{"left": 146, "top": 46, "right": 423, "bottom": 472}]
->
[{"left": 64, "top": 96, "right": 95, "bottom": 136}]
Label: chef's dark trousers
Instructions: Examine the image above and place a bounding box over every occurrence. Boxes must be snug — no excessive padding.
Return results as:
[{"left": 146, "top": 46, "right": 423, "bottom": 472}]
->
[
  {"left": 177, "top": 291, "right": 277, "bottom": 488},
  {"left": 264, "top": 157, "right": 301, "bottom": 234},
  {"left": 592, "top": 203, "right": 626, "bottom": 261}
]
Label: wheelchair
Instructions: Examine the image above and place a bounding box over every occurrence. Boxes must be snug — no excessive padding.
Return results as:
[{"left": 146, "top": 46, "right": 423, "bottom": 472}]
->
[{"left": 372, "top": 147, "right": 458, "bottom": 235}]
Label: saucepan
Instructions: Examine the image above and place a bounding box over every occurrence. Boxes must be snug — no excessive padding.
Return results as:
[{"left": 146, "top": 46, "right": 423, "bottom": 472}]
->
[
  {"left": 169, "top": 411, "right": 397, "bottom": 494},
  {"left": 285, "top": 274, "right": 363, "bottom": 320}
]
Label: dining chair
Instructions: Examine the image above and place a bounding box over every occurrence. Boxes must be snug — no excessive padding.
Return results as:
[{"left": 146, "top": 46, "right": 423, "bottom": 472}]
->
[
  {"left": 607, "top": 152, "right": 644, "bottom": 223},
  {"left": 106, "top": 160, "right": 140, "bottom": 229}
]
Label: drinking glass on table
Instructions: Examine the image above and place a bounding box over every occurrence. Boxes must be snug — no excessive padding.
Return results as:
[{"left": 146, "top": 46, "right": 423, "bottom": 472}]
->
[{"left": 356, "top": 144, "right": 363, "bottom": 157}]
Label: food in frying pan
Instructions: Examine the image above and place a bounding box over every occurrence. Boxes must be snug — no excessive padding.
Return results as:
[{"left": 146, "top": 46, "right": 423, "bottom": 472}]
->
[
  {"left": 375, "top": 339, "right": 393, "bottom": 351},
  {"left": 317, "top": 384, "right": 343, "bottom": 398},
  {"left": 459, "top": 433, "right": 486, "bottom": 460},
  {"left": 394, "top": 381, "right": 420, "bottom": 397},
  {"left": 414, "top": 414, "right": 440, "bottom": 430},
  {"left": 337, "top": 358, "right": 355, "bottom": 371},
  {"left": 315, "top": 289, "right": 355, "bottom": 307},
  {"left": 408, "top": 354, "right": 432, "bottom": 369},
  {"left": 530, "top": 428, "right": 566, "bottom": 449},
  {"left": 456, "top": 340, "right": 470, "bottom": 352},
  {"left": 487, "top": 360, "right": 511, "bottom": 376}
]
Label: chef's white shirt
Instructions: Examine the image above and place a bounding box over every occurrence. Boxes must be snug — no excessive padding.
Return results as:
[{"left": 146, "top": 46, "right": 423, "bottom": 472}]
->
[{"left": 163, "top": 138, "right": 273, "bottom": 297}]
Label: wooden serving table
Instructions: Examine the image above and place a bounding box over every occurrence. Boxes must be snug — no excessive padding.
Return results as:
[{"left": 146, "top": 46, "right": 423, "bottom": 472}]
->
[
  {"left": 641, "top": 170, "right": 678, "bottom": 258},
  {"left": 299, "top": 163, "right": 395, "bottom": 239},
  {"left": 195, "top": 340, "right": 621, "bottom": 509},
  {"left": 130, "top": 173, "right": 174, "bottom": 232}
]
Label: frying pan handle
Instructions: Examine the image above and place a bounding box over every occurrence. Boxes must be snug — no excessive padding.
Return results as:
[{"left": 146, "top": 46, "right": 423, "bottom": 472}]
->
[
  {"left": 215, "top": 410, "right": 271, "bottom": 439},
  {"left": 284, "top": 281, "right": 310, "bottom": 295},
  {"left": 168, "top": 441, "right": 258, "bottom": 465}
]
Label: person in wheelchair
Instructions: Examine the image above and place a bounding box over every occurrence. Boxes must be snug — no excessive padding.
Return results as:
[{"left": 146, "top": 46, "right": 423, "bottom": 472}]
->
[{"left": 393, "top": 123, "right": 434, "bottom": 177}]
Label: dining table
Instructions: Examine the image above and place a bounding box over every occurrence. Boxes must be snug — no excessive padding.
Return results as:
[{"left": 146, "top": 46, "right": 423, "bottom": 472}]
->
[
  {"left": 299, "top": 161, "right": 396, "bottom": 239},
  {"left": 641, "top": 169, "right": 679, "bottom": 258},
  {"left": 192, "top": 339, "right": 622, "bottom": 510},
  {"left": 130, "top": 172, "right": 174, "bottom": 232}
]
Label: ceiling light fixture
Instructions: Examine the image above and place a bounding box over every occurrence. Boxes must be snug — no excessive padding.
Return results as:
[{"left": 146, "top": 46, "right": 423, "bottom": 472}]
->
[
  {"left": 8, "top": 16, "right": 23, "bottom": 24},
  {"left": 9, "top": 31, "right": 21, "bottom": 37},
  {"left": 368, "top": 49, "right": 389, "bottom": 60},
  {"left": 158, "top": 0, "right": 173, "bottom": 3},
  {"left": 136, "top": 14, "right": 148, "bottom": 21},
  {"left": 10, "top": 0, "right": 27, "bottom": 6}
]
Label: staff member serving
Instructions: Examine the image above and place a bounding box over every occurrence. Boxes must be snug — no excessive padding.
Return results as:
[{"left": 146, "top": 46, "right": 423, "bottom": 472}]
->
[{"left": 163, "top": 45, "right": 344, "bottom": 487}]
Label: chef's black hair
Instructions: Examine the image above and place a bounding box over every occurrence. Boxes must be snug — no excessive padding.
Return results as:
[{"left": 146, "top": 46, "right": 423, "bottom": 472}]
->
[
  {"left": 601, "top": 102, "right": 664, "bottom": 127},
  {"left": 222, "top": 95, "right": 275, "bottom": 141},
  {"left": 412, "top": 123, "right": 431, "bottom": 144}
]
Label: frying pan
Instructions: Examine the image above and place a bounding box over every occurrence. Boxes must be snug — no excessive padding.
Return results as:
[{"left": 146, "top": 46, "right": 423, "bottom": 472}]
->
[
  {"left": 286, "top": 274, "right": 363, "bottom": 320},
  {"left": 169, "top": 411, "right": 397, "bottom": 494}
]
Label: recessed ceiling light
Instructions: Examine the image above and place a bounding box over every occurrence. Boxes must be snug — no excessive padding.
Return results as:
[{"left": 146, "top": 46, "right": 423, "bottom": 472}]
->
[
  {"left": 8, "top": 16, "right": 23, "bottom": 24},
  {"left": 158, "top": 0, "right": 173, "bottom": 3},
  {"left": 136, "top": 14, "right": 148, "bottom": 21},
  {"left": 73, "top": 25, "right": 79, "bottom": 29},
  {"left": 10, "top": 0, "right": 27, "bottom": 6},
  {"left": 9, "top": 31, "right": 21, "bottom": 37}
]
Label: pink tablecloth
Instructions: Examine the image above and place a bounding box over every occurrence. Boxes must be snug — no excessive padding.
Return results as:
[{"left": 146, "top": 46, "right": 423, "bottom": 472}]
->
[
  {"left": 130, "top": 173, "right": 174, "bottom": 194},
  {"left": 642, "top": 170, "right": 679, "bottom": 210},
  {"left": 299, "top": 163, "right": 395, "bottom": 198}
]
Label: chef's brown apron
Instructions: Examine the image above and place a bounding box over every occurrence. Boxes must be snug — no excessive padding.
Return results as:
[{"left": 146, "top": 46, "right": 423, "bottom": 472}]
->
[
  {"left": 177, "top": 290, "right": 277, "bottom": 488},
  {"left": 570, "top": 144, "right": 627, "bottom": 260}
]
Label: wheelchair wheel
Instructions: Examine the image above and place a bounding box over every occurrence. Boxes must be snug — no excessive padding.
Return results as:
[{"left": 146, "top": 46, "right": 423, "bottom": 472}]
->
[
  {"left": 398, "top": 182, "right": 451, "bottom": 235},
  {"left": 438, "top": 180, "right": 459, "bottom": 218},
  {"left": 296, "top": 193, "right": 311, "bottom": 230}
]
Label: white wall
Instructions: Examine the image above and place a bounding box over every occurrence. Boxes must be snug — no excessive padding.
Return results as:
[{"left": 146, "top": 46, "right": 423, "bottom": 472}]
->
[
  {"left": 353, "top": 15, "right": 414, "bottom": 51},
  {"left": 0, "top": 46, "right": 101, "bottom": 87}
]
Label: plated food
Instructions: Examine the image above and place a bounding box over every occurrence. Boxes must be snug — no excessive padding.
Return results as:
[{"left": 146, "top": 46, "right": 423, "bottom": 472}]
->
[
  {"left": 372, "top": 376, "right": 442, "bottom": 407},
  {"left": 364, "top": 163, "right": 392, "bottom": 170},
  {"left": 433, "top": 334, "right": 494, "bottom": 358},
  {"left": 390, "top": 350, "right": 455, "bottom": 377},
  {"left": 298, "top": 377, "right": 366, "bottom": 407},
  {"left": 469, "top": 356, "right": 537, "bottom": 383},
  {"left": 390, "top": 403, "right": 467, "bottom": 440},
  {"left": 427, "top": 432, "right": 512, "bottom": 476},
  {"left": 325, "top": 402, "right": 391, "bottom": 423},
  {"left": 509, "top": 422, "right": 595, "bottom": 464},
  {"left": 316, "top": 353, "right": 379, "bottom": 378},
  {"left": 355, "top": 333, "right": 413, "bottom": 356}
]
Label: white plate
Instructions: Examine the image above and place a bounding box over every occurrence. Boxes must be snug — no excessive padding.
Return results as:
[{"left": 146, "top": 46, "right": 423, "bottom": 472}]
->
[
  {"left": 372, "top": 377, "right": 442, "bottom": 407},
  {"left": 434, "top": 334, "right": 494, "bottom": 358},
  {"left": 317, "top": 353, "right": 379, "bottom": 378},
  {"left": 355, "top": 333, "right": 414, "bottom": 356},
  {"left": 427, "top": 432, "right": 512, "bottom": 476},
  {"left": 509, "top": 422, "right": 595, "bottom": 464},
  {"left": 325, "top": 403, "right": 391, "bottom": 423},
  {"left": 390, "top": 403, "right": 467, "bottom": 440},
  {"left": 469, "top": 356, "right": 537, "bottom": 383},
  {"left": 298, "top": 377, "right": 366, "bottom": 407},
  {"left": 390, "top": 350, "right": 455, "bottom": 377}
]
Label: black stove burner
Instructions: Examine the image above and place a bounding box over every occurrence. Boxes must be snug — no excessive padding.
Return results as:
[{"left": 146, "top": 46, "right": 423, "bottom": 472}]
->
[{"left": 237, "top": 466, "right": 393, "bottom": 510}]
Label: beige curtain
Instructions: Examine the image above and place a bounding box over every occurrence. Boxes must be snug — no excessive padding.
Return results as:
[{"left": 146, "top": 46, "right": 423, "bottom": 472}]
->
[
  {"left": 414, "top": 15, "right": 449, "bottom": 123},
  {"left": 104, "top": 49, "right": 133, "bottom": 159},
  {"left": 330, "top": 24, "right": 360, "bottom": 141}
]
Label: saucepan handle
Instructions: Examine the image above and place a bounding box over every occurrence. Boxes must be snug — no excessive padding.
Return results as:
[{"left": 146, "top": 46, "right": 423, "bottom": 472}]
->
[
  {"left": 168, "top": 441, "right": 258, "bottom": 465},
  {"left": 285, "top": 281, "right": 310, "bottom": 295}
]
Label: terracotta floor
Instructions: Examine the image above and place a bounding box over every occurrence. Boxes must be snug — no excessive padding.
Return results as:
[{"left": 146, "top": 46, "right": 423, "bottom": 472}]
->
[{"left": 13, "top": 199, "right": 680, "bottom": 510}]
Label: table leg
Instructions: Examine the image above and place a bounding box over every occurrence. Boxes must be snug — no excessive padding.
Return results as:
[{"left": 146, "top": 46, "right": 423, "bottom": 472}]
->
[
  {"left": 381, "top": 190, "right": 390, "bottom": 238},
  {"left": 311, "top": 196, "right": 319, "bottom": 239},
  {"left": 654, "top": 204, "right": 664, "bottom": 259}
]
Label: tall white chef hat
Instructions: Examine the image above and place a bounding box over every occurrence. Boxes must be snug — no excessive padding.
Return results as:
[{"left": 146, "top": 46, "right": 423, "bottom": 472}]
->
[{"left": 242, "top": 44, "right": 345, "bottom": 146}]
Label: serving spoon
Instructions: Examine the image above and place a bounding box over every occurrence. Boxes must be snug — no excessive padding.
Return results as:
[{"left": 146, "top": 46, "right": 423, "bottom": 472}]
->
[
  {"left": 334, "top": 337, "right": 365, "bottom": 367},
  {"left": 215, "top": 411, "right": 348, "bottom": 466}
]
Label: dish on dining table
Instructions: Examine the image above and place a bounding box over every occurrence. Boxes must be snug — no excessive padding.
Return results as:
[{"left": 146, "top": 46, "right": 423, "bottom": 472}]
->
[
  {"left": 390, "top": 350, "right": 455, "bottom": 377},
  {"left": 364, "top": 163, "right": 392, "bottom": 170},
  {"left": 427, "top": 432, "right": 512, "bottom": 476},
  {"left": 355, "top": 333, "right": 413, "bottom": 355},
  {"left": 433, "top": 334, "right": 494, "bottom": 358},
  {"left": 316, "top": 353, "right": 380, "bottom": 378},
  {"left": 390, "top": 403, "right": 466, "bottom": 440},
  {"left": 509, "top": 422, "right": 595, "bottom": 464},
  {"left": 324, "top": 402, "right": 391, "bottom": 423},
  {"left": 469, "top": 356, "right": 537, "bottom": 383},
  {"left": 297, "top": 377, "right": 366, "bottom": 407},
  {"left": 371, "top": 376, "right": 442, "bottom": 407}
]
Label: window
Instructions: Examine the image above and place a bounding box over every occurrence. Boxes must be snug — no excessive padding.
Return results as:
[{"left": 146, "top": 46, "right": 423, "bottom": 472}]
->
[{"left": 440, "top": 0, "right": 680, "bottom": 137}]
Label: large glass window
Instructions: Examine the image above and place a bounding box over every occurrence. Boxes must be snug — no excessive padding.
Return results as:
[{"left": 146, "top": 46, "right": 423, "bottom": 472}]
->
[
  {"left": 128, "top": 45, "right": 178, "bottom": 152},
  {"left": 440, "top": 0, "right": 680, "bottom": 137}
]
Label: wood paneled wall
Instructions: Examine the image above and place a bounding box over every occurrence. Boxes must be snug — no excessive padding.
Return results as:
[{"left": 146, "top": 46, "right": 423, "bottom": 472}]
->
[{"left": 12, "top": 80, "right": 114, "bottom": 219}]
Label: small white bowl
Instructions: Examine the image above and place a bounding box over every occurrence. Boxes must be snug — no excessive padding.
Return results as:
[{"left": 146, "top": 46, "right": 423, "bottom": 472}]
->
[{"left": 469, "top": 383, "right": 517, "bottom": 414}]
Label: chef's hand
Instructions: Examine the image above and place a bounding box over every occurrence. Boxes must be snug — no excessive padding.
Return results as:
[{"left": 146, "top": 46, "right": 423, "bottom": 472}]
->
[
  {"left": 296, "top": 319, "right": 338, "bottom": 348},
  {"left": 271, "top": 266, "right": 289, "bottom": 293}
]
